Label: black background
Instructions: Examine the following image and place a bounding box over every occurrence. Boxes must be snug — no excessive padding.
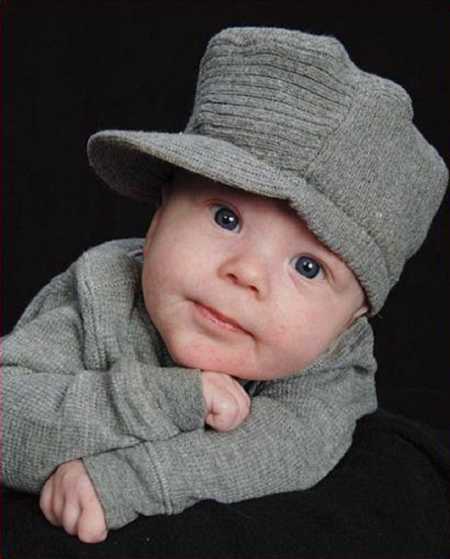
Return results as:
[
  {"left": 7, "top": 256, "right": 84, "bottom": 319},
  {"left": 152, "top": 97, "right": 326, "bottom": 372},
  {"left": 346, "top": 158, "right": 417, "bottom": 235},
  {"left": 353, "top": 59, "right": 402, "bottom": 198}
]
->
[
  {"left": 3, "top": 0, "right": 449, "bottom": 424},
  {"left": 2, "top": 2, "right": 450, "bottom": 557}
]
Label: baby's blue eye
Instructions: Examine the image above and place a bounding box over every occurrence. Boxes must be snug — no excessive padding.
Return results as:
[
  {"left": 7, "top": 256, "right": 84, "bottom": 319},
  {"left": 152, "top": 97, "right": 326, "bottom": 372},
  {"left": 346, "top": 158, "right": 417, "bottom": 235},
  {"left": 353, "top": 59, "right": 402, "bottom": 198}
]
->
[
  {"left": 293, "top": 256, "right": 322, "bottom": 279},
  {"left": 213, "top": 206, "right": 240, "bottom": 231}
]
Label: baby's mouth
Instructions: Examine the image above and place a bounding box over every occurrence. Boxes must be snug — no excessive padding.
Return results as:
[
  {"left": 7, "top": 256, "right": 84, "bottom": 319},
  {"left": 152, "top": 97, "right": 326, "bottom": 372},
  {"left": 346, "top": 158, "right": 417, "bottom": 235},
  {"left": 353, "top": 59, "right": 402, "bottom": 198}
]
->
[{"left": 193, "top": 302, "right": 248, "bottom": 334}]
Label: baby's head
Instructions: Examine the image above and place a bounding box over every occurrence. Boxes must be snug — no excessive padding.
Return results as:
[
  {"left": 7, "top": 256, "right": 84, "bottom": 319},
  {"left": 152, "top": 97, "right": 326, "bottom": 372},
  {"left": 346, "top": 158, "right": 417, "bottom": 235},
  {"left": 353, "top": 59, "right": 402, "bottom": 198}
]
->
[
  {"left": 141, "top": 168, "right": 367, "bottom": 379},
  {"left": 88, "top": 27, "right": 448, "bottom": 378}
]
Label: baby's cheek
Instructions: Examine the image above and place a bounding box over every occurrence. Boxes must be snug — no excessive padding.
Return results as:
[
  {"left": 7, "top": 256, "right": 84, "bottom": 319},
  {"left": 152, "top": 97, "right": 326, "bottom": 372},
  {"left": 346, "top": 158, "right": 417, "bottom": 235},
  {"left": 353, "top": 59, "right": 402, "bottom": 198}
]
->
[
  {"left": 263, "top": 324, "right": 323, "bottom": 375},
  {"left": 271, "top": 322, "right": 290, "bottom": 341}
]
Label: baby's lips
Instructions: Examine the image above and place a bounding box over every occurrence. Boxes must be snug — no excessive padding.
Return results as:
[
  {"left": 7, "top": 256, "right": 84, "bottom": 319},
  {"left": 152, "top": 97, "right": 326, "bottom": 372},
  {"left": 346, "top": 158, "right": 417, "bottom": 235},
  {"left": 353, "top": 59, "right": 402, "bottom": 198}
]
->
[{"left": 196, "top": 301, "right": 250, "bottom": 334}]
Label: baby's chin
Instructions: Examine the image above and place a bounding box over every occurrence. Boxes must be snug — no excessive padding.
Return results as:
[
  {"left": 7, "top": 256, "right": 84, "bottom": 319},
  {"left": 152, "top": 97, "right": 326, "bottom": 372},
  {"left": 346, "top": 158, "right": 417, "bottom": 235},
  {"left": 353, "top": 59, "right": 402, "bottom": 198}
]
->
[
  {"left": 166, "top": 342, "right": 256, "bottom": 379},
  {"left": 167, "top": 343, "right": 290, "bottom": 381}
]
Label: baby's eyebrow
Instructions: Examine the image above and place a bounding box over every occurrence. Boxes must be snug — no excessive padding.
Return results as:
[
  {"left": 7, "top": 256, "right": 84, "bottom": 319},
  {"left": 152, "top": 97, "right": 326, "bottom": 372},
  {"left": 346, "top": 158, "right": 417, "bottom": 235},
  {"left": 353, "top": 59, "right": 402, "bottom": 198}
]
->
[
  {"left": 331, "top": 252, "right": 351, "bottom": 272},
  {"left": 310, "top": 242, "right": 348, "bottom": 274},
  {"left": 321, "top": 248, "right": 343, "bottom": 267},
  {"left": 322, "top": 251, "right": 357, "bottom": 288}
]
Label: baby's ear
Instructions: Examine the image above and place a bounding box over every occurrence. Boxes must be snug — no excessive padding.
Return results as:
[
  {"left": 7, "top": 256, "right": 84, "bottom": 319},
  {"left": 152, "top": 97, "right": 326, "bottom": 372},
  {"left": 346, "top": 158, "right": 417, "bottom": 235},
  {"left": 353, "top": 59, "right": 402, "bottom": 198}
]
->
[
  {"left": 160, "top": 182, "right": 174, "bottom": 205},
  {"left": 353, "top": 303, "right": 369, "bottom": 320},
  {"left": 143, "top": 206, "right": 162, "bottom": 256}
]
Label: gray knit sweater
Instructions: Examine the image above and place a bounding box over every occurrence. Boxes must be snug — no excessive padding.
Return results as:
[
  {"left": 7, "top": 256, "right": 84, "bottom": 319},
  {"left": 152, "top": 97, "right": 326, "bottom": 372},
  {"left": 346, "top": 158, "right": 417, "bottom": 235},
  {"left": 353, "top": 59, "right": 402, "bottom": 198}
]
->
[{"left": 2, "top": 239, "right": 377, "bottom": 529}]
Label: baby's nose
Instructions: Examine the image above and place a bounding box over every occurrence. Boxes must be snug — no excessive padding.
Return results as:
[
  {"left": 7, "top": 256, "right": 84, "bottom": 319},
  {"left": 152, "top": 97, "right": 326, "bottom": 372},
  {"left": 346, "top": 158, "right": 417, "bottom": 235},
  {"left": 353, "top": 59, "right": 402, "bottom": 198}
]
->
[{"left": 218, "top": 253, "right": 269, "bottom": 298}]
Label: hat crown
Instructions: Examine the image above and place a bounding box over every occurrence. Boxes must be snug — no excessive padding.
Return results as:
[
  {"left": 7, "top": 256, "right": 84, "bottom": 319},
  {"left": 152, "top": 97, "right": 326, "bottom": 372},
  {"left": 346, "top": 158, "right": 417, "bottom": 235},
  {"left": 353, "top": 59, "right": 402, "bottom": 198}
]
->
[
  {"left": 185, "top": 27, "right": 410, "bottom": 176},
  {"left": 187, "top": 28, "right": 350, "bottom": 173}
]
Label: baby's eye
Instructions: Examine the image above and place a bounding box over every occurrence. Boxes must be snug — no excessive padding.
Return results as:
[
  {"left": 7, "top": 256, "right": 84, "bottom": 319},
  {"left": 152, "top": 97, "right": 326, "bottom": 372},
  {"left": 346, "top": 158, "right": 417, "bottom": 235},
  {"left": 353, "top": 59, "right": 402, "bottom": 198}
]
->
[
  {"left": 212, "top": 205, "right": 241, "bottom": 232},
  {"left": 292, "top": 255, "right": 323, "bottom": 279}
]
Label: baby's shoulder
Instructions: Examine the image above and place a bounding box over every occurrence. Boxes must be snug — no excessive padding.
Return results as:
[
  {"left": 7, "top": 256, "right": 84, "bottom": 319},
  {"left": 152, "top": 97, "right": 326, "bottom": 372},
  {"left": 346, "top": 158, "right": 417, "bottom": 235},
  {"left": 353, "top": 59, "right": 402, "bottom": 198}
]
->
[
  {"left": 81, "top": 238, "right": 145, "bottom": 262},
  {"left": 71, "top": 239, "right": 146, "bottom": 335},
  {"left": 70, "top": 238, "right": 145, "bottom": 305},
  {"left": 12, "top": 239, "right": 146, "bottom": 333}
]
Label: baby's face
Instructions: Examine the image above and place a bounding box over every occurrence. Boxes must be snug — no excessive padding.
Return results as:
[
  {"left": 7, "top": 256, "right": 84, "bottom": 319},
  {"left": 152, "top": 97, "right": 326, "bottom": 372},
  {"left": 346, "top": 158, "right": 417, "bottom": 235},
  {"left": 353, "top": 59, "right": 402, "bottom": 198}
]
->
[{"left": 142, "top": 171, "right": 368, "bottom": 380}]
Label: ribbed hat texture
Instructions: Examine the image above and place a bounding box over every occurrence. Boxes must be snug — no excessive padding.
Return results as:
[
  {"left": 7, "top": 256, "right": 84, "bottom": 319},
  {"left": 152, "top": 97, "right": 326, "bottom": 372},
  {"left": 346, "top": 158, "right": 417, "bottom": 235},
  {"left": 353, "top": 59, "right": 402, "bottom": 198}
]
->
[{"left": 88, "top": 27, "right": 448, "bottom": 315}]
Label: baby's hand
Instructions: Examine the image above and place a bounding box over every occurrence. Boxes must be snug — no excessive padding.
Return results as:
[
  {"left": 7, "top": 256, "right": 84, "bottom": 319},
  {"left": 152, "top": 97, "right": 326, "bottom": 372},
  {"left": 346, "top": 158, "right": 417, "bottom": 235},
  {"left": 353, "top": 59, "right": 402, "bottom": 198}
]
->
[
  {"left": 201, "top": 371, "right": 251, "bottom": 432},
  {"left": 39, "top": 459, "right": 108, "bottom": 544}
]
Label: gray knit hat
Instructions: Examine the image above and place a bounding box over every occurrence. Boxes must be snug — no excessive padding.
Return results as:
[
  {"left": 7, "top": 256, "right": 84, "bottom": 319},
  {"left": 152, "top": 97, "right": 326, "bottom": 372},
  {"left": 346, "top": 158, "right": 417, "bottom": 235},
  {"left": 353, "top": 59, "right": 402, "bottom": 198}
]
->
[{"left": 87, "top": 27, "right": 448, "bottom": 315}]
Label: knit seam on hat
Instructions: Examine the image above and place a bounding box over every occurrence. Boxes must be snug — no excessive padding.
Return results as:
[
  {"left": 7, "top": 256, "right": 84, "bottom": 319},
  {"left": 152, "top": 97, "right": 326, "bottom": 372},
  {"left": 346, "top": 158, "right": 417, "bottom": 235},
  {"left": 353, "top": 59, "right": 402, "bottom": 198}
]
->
[{"left": 297, "top": 80, "right": 394, "bottom": 295}]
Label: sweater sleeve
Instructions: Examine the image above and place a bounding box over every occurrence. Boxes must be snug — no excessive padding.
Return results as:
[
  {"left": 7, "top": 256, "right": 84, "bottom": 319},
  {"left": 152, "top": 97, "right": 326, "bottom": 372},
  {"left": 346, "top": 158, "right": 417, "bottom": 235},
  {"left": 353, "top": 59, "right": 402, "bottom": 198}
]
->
[
  {"left": 2, "top": 262, "right": 206, "bottom": 493},
  {"left": 83, "top": 320, "right": 378, "bottom": 529}
]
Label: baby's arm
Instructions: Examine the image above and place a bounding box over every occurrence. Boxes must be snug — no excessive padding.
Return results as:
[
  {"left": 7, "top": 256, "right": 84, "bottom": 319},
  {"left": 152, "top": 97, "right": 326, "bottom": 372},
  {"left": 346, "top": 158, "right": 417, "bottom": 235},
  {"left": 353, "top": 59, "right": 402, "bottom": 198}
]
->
[
  {"left": 3, "top": 258, "right": 214, "bottom": 493},
  {"left": 38, "top": 371, "right": 250, "bottom": 543},
  {"left": 3, "top": 304, "right": 251, "bottom": 493},
  {"left": 3, "top": 337, "right": 203, "bottom": 492}
]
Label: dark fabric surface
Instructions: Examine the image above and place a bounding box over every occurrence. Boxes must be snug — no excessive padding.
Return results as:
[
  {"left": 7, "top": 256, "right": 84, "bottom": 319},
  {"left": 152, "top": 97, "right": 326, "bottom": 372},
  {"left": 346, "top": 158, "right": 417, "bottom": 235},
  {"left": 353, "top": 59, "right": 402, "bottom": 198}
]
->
[{"left": 3, "top": 409, "right": 450, "bottom": 559}]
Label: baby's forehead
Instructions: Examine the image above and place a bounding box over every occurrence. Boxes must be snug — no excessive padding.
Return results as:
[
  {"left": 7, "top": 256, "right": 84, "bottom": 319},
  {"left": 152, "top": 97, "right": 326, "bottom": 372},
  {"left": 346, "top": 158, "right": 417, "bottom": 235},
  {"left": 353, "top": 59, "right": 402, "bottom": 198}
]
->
[
  {"left": 172, "top": 169, "right": 345, "bottom": 260},
  {"left": 172, "top": 168, "right": 292, "bottom": 212}
]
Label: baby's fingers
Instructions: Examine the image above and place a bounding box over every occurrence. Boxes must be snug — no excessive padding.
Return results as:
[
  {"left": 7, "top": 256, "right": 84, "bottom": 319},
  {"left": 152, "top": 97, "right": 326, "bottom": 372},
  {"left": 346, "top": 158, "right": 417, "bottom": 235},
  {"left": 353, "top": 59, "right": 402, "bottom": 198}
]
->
[
  {"left": 208, "top": 383, "right": 250, "bottom": 432},
  {"left": 228, "top": 383, "right": 251, "bottom": 429},
  {"left": 62, "top": 500, "right": 82, "bottom": 536},
  {"left": 40, "top": 474, "right": 80, "bottom": 535},
  {"left": 77, "top": 496, "right": 108, "bottom": 543},
  {"left": 40, "top": 476, "right": 61, "bottom": 527}
]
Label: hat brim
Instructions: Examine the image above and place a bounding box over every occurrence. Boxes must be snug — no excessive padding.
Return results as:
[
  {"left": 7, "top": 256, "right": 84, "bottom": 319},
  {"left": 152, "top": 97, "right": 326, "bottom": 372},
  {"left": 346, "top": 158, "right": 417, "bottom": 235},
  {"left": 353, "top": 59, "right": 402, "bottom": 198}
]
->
[
  {"left": 87, "top": 130, "right": 299, "bottom": 205},
  {"left": 88, "top": 129, "right": 387, "bottom": 313}
]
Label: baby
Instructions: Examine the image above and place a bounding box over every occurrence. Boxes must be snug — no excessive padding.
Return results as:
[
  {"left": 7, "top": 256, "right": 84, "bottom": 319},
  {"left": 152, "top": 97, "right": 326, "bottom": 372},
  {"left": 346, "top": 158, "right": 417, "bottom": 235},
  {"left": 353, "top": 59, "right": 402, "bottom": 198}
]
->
[{"left": 2, "top": 27, "right": 447, "bottom": 543}]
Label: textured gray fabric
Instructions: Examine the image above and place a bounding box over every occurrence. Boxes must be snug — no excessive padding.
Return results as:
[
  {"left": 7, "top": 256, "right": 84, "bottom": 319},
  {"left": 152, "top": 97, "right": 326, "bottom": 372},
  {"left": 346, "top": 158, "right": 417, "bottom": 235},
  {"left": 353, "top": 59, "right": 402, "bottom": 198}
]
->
[
  {"left": 87, "top": 27, "right": 448, "bottom": 315},
  {"left": 2, "top": 240, "right": 377, "bottom": 529}
]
